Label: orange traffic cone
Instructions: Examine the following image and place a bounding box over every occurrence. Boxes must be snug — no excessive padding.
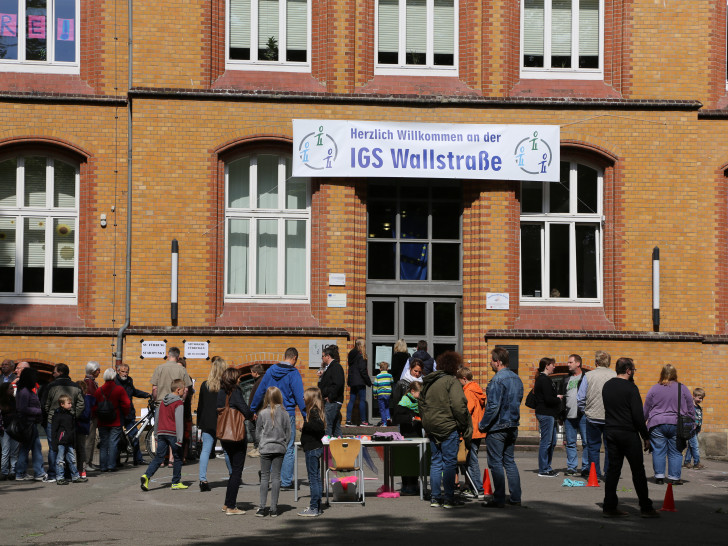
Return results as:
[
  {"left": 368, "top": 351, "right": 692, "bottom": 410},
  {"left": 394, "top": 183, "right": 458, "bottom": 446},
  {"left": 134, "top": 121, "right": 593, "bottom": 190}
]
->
[
  {"left": 586, "top": 462, "right": 600, "bottom": 487},
  {"left": 482, "top": 469, "right": 493, "bottom": 496},
  {"left": 660, "top": 484, "right": 677, "bottom": 512}
]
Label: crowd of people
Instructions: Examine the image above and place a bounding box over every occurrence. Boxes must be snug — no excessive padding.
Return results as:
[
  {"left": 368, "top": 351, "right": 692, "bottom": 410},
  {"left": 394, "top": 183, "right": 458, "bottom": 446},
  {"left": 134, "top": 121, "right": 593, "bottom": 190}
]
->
[{"left": 0, "top": 343, "right": 708, "bottom": 520}]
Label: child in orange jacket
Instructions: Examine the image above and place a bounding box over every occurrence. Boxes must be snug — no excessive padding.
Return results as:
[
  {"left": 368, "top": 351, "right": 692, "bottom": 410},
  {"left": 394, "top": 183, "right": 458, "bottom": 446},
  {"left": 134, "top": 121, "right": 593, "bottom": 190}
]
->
[{"left": 457, "top": 367, "right": 486, "bottom": 499}]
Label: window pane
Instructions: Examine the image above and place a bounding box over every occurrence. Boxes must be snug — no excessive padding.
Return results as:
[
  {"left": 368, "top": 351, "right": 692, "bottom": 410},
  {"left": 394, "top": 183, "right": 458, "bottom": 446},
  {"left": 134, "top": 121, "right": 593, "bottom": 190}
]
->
[
  {"left": 521, "top": 181, "right": 543, "bottom": 213},
  {"left": 576, "top": 224, "right": 598, "bottom": 298},
  {"left": 23, "top": 216, "right": 45, "bottom": 292},
  {"left": 256, "top": 219, "right": 278, "bottom": 294},
  {"left": 52, "top": 217, "right": 74, "bottom": 293},
  {"left": 403, "top": 301, "right": 426, "bottom": 336},
  {"left": 400, "top": 242, "right": 427, "bottom": 280},
  {"left": 286, "top": 0, "right": 307, "bottom": 62},
  {"left": 433, "top": 0, "right": 454, "bottom": 66},
  {"left": 578, "top": 0, "right": 599, "bottom": 68},
  {"left": 0, "top": 0, "right": 19, "bottom": 60},
  {"left": 368, "top": 202, "right": 396, "bottom": 238},
  {"left": 368, "top": 242, "right": 396, "bottom": 279},
  {"left": 258, "top": 0, "right": 279, "bottom": 61},
  {"left": 400, "top": 200, "right": 427, "bottom": 239},
  {"left": 431, "top": 243, "right": 459, "bottom": 280},
  {"left": 0, "top": 216, "right": 16, "bottom": 292},
  {"left": 549, "top": 162, "right": 570, "bottom": 213},
  {"left": 405, "top": 0, "right": 425, "bottom": 65},
  {"left": 551, "top": 0, "right": 572, "bottom": 68},
  {"left": 523, "top": 0, "right": 544, "bottom": 67},
  {"left": 576, "top": 164, "right": 598, "bottom": 213},
  {"left": 228, "top": 157, "right": 250, "bottom": 208},
  {"left": 378, "top": 0, "right": 399, "bottom": 64},
  {"left": 227, "top": 219, "right": 249, "bottom": 294},
  {"left": 431, "top": 202, "right": 460, "bottom": 239},
  {"left": 53, "top": 160, "right": 75, "bottom": 207},
  {"left": 368, "top": 183, "right": 394, "bottom": 199},
  {"left": 24, "top": 156, "right": 46, "bottom": 207},
  {"left": 54, "top": 0, "right": 75, "bottom": 62},
  {"left": 0, "top": 158, "right": 17, "bottom": 207},
  {"left": 25, "top": 0, "right": 47, "bottom": 61},
  {"left": 285, "top": 219, "right": 305, "bottom": 295},
  {"left": 549, "top": 224, "right": 569, "bottom": 298},
  {"left": 520, "top": 224, "right": 542, "bottom": 297},
  {"left": 372, "top": 301, "right": 395, "bottom": 335},
  {"left": 431, "top": 185, "right": 461, "bottom": 200},
  {"left": 285, "top": 158, "right": 306, "bottom": 209},
  {"left": 257, "top": 154, "right": 279, "bottom": 208},
  {"left": 433, "top": 343, "right": 455, "bottom": 359},
  {"left": 433, "top": 301, "right": 455, "bottom": 336},
  {"left": 229, "top": 0, "right": 251, "bottom": 60}
]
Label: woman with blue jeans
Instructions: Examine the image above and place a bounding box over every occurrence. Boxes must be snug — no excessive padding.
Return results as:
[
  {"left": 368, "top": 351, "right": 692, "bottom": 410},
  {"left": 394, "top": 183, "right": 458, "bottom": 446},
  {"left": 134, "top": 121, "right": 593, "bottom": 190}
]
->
[
  {"left": 196, "top": 358, "right": 232, "bottom": 491},
  {"left": 346, "top": 339, "right": 371, "bottom": 425},
  {"left": 643, "top": 364, "right": 694, "bottom": 485},
  {"left": 14, "top": 368, "right": 46, "bottom": 480},
  {"left": 534, "top": 357, "right": 563, "bottom": 478}
]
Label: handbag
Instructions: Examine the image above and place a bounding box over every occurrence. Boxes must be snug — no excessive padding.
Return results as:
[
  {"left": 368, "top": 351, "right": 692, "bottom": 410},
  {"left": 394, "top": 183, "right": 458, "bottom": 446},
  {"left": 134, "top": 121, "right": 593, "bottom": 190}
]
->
[
  {"left": 524, "top": 389, "right": 537, "bottom": 409},
  {"left": 216, "top": 392, "right": 246, "bottom": 442},
  {"left": 676, "top": 383, "right": 696, "bottom": 443},
  {"left": 7, "top": 416, "right": 34, "bottom": 443}
]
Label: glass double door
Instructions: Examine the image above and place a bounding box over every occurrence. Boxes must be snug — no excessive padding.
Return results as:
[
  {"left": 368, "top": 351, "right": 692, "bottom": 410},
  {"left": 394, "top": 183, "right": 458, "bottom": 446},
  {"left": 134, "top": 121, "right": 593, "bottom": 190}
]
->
[{"left": 365, "top": 296, "right": 461, "bottom": 422}]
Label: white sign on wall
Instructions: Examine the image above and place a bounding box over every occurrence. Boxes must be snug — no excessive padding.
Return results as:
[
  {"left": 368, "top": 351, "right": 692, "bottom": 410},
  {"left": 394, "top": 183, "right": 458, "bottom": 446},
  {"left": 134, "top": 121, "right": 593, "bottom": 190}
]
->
[
  {"left": 184, "top": 341, "right": 209, "bottom": 360},
  {"left": 327, "top": 293, "right": 347, "bottom": 308},
  {"left": 141, "top": 341, "right": 166, "bottom": 359},
  {"left": 329, "top": 273, "right": 346, "bottom": 286},
  {"left": 486, "top": 293, "right": 510, "bottom": 310},
  {"left": 293, "top": 119, "right": 560, "bottom": 181},
  {"left": 309, "top": 339, "right": 338, "bottom": 369}
]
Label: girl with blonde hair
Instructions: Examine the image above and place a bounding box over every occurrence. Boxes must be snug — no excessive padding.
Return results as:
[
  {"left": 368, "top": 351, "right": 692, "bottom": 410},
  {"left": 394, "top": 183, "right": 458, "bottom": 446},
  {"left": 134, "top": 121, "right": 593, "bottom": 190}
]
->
[{"left": 196, "top": 357, "right": 231, "bottom": 491}]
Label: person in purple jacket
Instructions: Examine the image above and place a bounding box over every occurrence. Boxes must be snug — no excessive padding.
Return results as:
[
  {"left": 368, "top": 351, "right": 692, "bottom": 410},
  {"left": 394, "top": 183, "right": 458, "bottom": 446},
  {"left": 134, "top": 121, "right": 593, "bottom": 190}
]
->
[
  {"left": 14, "top": 368, "right": 48, "bottom": 481},
  {"left": 643, "top": 364, "right": 694, "bottom": 485}
]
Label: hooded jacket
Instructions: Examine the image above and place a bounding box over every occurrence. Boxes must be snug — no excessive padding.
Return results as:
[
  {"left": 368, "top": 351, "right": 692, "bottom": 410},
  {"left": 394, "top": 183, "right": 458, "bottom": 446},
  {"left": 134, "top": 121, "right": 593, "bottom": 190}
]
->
[
  {"left": 256, "top": 404, "right": 292, "bottom": 455},
  {"left": 463, "top": 381, "right": 487, "bottom": 439},
  {"left": 250, "top": 363, "right": 307, "bottom": 419},
  {"left": 420, "top": 371, "right": 472, "bottom": 444},
  {"left": 155, "top": 393, "right": 184, "bottom": 444}
]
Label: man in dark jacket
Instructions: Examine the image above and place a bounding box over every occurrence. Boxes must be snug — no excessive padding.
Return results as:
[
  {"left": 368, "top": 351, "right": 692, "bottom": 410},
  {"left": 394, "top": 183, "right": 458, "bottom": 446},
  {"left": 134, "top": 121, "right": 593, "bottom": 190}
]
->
[
  {"left": 41, "top": 363, "right": 84, "bottom": 481},
  {"left": 115, "top": 363, "right": 151, "bottom": 465},
  {"left": 346, "top": 339, "right": 371, "bottom": 425},
  {"left": 420, "top": 351, "right": 471, "bottom": 509},
  {"left": 319, "top": 345, "right": 345, "bottom": 436}
]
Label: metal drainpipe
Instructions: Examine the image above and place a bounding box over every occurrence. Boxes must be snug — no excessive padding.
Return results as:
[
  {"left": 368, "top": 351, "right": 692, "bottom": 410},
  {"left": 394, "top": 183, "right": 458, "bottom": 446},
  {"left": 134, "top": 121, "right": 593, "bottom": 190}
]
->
[{"left": 115, "top": 0, "right": 133, "bottom": 365}]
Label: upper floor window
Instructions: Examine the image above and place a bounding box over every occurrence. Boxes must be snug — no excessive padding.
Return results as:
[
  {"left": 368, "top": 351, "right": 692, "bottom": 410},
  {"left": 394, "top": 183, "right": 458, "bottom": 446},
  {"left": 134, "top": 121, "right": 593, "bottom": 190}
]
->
[
  {"left": 0, "top": 0, "right": 79, "bottom": 73},
  {"left": 376, "top": 0, "right": 457, "bottom": 76},
  {"left": 520, "top": 160, "right": 602, "bottom": 304},
  {"left": 225, "top": 151, "right": 310, "bottom": 301},
  {"left": 227, "top": 0, "right": 310, "bottom": 71},
  {"left": 0, "top": 154, "right": 79, "bottom": 302},
  {"left": 521, "top": 0, "right": 602, "bottom": 79}
]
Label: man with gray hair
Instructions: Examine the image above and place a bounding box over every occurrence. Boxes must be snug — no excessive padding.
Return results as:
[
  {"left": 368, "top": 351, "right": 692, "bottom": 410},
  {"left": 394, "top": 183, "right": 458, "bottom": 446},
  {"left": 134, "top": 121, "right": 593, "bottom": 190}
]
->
[
  {"left": 84, "top": 361, "right": 101, "bottom": 471},
  {"left": 577, "top": 350, "right": 616, "bottom": 480},
  {"left": 1, "top": 359, "right": 16, "bottom": 383}
]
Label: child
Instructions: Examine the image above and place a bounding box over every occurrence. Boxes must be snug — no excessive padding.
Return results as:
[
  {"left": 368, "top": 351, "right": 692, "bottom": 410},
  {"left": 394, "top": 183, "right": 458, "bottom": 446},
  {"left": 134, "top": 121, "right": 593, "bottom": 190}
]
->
[
  {"left": 391, "top": 382, "right": 422, "bottom": 495},
  {"left": 140, "top": 379, "right": 188, "bottom": 491},
  {"left": 684, "top": 387, "right": 706, "bottom": 470},
  {"left": 51, "top": 395, "right": 87, "bottom": 484},
  {"left": 256, "top": 386, "right": 291, "bottom": 517},
  {"left": 298, "top": 387, "right": 326, "bottom": 517},
  {"left": 456, "top": 367, "right": 486, "bottom": 499},
  {"left": 75, "top": 380, "right": 95, "bottom": 478},
  {"left": 373, "top": 362, "right": 394, "bottom": 426}
]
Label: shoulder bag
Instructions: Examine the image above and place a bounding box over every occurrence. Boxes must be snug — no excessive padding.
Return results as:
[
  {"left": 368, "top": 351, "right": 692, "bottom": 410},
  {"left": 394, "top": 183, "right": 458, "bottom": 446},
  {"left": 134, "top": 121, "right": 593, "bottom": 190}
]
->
[
  {"left": 676, "top": 383, "right": 696, "bottom": 443},
  {"left": 216, "top": 392, "right": 246, "bottom": 442}
]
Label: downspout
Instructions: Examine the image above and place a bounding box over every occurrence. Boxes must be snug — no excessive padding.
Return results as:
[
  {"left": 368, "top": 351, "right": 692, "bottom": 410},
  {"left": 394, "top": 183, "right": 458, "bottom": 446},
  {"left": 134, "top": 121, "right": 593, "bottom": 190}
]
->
[{"left": 115, "top": 0, "right": 133, "bottom": 365}]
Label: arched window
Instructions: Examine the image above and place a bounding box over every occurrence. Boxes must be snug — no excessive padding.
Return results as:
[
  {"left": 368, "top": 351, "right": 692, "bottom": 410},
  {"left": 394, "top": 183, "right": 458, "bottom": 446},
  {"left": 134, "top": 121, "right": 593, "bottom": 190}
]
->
[
  {"left": 520, "top": 159, "right": 602, "bottom": 303},
  {"left": 225, "top": 150, "right": 310, "bottom": 300},
  {"left": 0, "top": 153, "right": 79, "bottom": 302}
]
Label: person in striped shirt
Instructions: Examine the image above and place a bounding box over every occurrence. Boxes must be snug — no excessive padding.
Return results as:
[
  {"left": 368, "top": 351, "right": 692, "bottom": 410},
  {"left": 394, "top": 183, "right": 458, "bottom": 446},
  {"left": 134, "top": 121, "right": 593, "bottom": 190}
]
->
[{"left": 374, "top": 362, "right": 394, "bottom": 426}]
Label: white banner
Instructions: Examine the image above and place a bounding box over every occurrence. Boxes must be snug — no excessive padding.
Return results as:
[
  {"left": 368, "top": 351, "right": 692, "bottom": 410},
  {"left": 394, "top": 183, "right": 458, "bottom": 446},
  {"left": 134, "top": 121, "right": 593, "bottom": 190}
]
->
[{"left": 292, "top": 119, "right": 560, "bottom": 181}]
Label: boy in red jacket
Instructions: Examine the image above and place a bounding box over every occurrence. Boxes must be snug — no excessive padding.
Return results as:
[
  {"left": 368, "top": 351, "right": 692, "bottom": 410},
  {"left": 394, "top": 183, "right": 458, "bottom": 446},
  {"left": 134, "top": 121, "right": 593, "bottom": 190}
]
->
[{"left": 140, "top": 379, "right": 188, "bottom": 491}]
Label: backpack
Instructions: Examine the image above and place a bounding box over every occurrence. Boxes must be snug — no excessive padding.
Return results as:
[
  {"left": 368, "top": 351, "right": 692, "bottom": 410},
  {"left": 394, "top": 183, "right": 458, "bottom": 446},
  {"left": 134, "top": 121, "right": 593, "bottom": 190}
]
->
[{"left": 96, "top": 388, "right": 117, "bottom": 422}]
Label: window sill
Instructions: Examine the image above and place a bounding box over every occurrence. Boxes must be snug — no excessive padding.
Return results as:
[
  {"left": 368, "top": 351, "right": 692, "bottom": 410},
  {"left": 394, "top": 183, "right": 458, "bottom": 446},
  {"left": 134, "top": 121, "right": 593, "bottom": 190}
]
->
[
  {"left": 224, "top": 297, "right": 309, "bottom": 304},
  {"left": 225, "top": 62, "right": 311, "bottom": 73},
  {"left": 0, "top": 296, "right": 77, "bottom": 305},
  {"left": 374, "top": 66, "right": 459, "bottom": 78},
  {"left": 0, "top": 63, "right": 80, "bottom": 75},
  {"left": 520, "top": 300, "right": 602, "bottom": 307}
]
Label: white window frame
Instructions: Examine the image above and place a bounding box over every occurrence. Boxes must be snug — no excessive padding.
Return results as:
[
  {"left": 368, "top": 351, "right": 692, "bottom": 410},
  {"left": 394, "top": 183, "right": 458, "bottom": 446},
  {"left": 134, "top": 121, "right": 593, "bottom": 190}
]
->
[
  {"left": 0, "top": 0, "right": 80, "bottom": 74},
  {"left": 519, "top": 160, "right": 603, "bottom": 306},
  {"left": 520, "top": 0, "right": 604, "bottom": 80},
  {"left": 224, "top": 152, "right": 311, "bottom": 302},
  {"left": 0, "top": 154, "right": 80, "bottom": 303},
  {"left": 374, "top": 0, "right": 459, "bottom": 77},
  {"left": 225, "top": 0, "right": 311, "bottom": 72}
]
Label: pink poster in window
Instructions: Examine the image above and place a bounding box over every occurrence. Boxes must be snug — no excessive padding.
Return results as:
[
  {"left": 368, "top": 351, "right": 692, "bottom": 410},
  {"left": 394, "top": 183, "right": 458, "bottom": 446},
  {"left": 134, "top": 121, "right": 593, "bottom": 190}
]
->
[
  {"left": 57, "top": 19, "right": 74, "bottom": 41},
  {"left": 0, "top": 14, "right": 18, "bottom": 37},
  {"left": 27, "top": 15, "right": 45, "bottom": 39}
]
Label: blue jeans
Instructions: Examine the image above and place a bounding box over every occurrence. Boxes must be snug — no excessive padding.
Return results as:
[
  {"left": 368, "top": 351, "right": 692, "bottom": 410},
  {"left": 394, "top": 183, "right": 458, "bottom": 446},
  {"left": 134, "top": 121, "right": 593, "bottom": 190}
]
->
[
  {"left": 16, "top": 424, "right": 45, "bottom": 478},
  {"left": 586, "top": 419, "right": 608, "bottom": 477},
  {"left": 305, "top": 447, "right": 323, "bottom": 512},
  {"left": 346, "top": 386, "right": 368, "bottom": 423},
  {"left": 485, "top": 427, "right": 521, "bottom": 505},
  {"left": 536, "top": 414, "right": 558, "bottom": 473},
  {"left": 198, "top": 431, "right": 232, "bottom": 482},
  {"left": 429, "top": 429, "right": 460, "bottom": 503},
  {"left": 684, "top": 434, "right": 700, "bottom": 465},
  {"left": 564, "top": 414, "right": 588, "bottom": 471},
  {"left": 650, "top": 424, "right": 682, "bottom": 480},
  {"left": 45, "top": 423, "right": 57, "bottom": 479},
  {"left": 1, "top": 428, "right": 18, "bottom": 476},
  {"left": 281, "top": 413, "right": 296, "bottom": 487},
  {"left": 377, "top": 396, "right": 390, "bottom": 424},
  {"left": 56, "top": 444, "right": 80, "bottom": 480},
  {"left": 324, "top": 401, "right": 342, "bottom": 437},
  {"left": 98, "top": 426, "right": 122, "bottom": 472},
  {"left": 145, "top": 434, "right": 183, "bottom": 484},
  {"left": 466, "top": 438, "right": 484, "bottom": 494}
]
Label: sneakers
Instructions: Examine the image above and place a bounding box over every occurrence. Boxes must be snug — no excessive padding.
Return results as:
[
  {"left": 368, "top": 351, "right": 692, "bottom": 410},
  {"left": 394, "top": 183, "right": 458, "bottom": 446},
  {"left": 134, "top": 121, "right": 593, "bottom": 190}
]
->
[
  {"left": 360, "top": 422, "right": 371, "bottom": 426},
  {"left": 171, "top": 482, "right": 189, "bottom": 490},
  {"left": 443, "top": 498, "right": 466, "bottom": 509},
  {"left": 655, "top": 478, "right": 665, "bottom": 485},
  {"left": 430, "top": 499, "right": 443, "bottom": 508},
  {"left": 669, "top": 479, "right": 684, "bottom": 486},
  {"left": 564, "top": 469, "right": 577, "bottom": 476},
  {"left": 641, "top": 509, "right": 660, "bottom": 519},
  {"left": 15, "top": 474, "right": 32, "bottom": 481},
  {"left": 199, "top": 481, "right": 211, "bottom": 492},
  {"left": 298, "top": 507, "right": 320, "bottom": 517},
  {"left": 683, "top": 462, "right": 693, "bottom": 469},
  {"left": 56, "top": 479, "right": 69, "bottom": 485},
  {"left": 72, "top": 477, "right": 88, "bottom": 483},
  {"left": 693, "top": 463, "right": 705, "bottom": 470},
  {"left": 80, "top": 471, "right": 87, "bottom": 479},
  {"left": 38, "top": 474, "right": 56, "bottom": 483},
  {"left": 225, "top": 508, "right": 246, "bottom": 516},
  {"left": 269, "top": 509, "right": 279, "bottom": 518},
  {"left": 140, "top": 474, "right": 150, "bottom": 491},
  {"left": 538, "top": 470, "right": 559, "bottom": 478},
  {"left": 603, "top": 509, "right": 630, "bottom": 518},
  {"left": 255, "top": 508, "right": 268, "bottom": 517},
  {"left": 248, "top": 448, "right": 261, "bottom": 458},
  {"left": 461, "top": 490, "right": 485, "bottom": 500}
]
